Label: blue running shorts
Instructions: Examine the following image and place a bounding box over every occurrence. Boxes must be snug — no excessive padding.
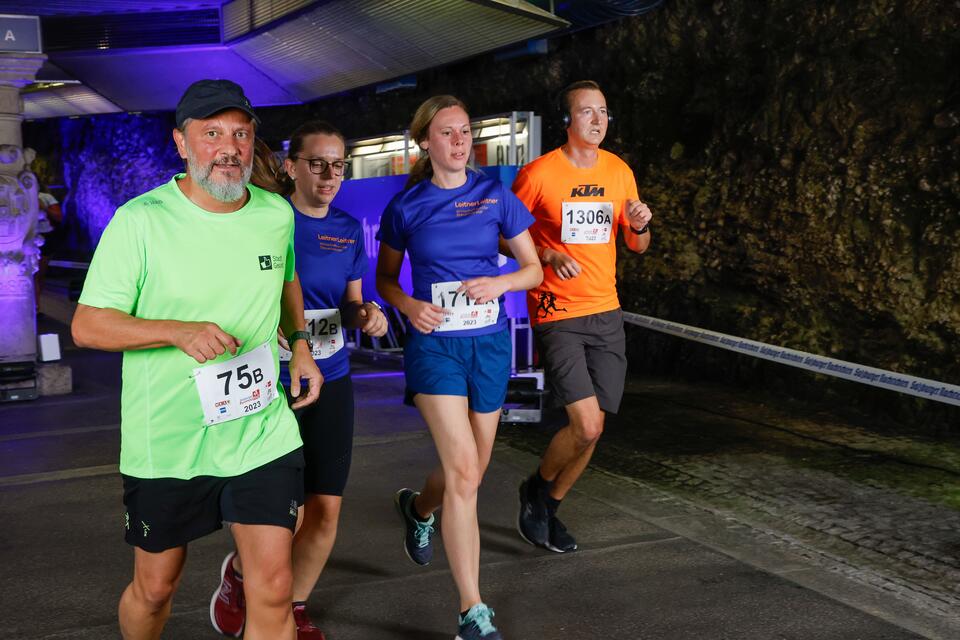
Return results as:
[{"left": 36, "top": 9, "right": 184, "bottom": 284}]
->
[{"left": 403, "top": 329, "right": 511, "bottom": 413}]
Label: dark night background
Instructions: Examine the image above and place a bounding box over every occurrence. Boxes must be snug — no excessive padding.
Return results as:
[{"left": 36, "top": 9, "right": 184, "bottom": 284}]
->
[{"left": 24, "top": 0, "right": 960, "bottom": 427}]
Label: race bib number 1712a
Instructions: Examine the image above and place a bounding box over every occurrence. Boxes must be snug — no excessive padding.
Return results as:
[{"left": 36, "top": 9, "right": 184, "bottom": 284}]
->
[{"left": 431, "top": 280, "right": 499, "bottom": 332}]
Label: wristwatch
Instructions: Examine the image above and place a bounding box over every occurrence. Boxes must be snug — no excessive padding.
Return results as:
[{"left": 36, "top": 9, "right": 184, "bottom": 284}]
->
[
  {"left": 287, "top": 330, "right": 313, "bottom": 352},
  {"left": 630, "top": 224, "right": 649, "bottom": 235}
]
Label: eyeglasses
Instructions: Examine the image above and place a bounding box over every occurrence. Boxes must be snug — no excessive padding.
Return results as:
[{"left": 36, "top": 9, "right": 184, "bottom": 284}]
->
[{"left": 292, "top": 157, "right": 350, "bottom": 176}]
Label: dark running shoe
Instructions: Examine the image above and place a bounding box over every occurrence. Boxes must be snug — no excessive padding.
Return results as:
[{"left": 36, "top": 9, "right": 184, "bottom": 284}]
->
[
  {"left": 292, "top": 603, "right": 326, "bottom": 640},
  {"left": 545, "top": 515, "right": 578, "bottom": 553},
  {"left": 209, "top": 552, "right": 245, "bottom": 637},
  {"left": 394, "top": 488, "right": 435, "bottom": 566},
  {"left": 517, "top": 479, "right": 549, "bottom": 547},
  {"left": 456, "top": 603, "right": 502, "bottom": 640}
]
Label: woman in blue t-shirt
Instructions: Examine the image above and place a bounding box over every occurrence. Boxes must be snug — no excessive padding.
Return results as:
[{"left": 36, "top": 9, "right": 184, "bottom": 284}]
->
[
  {"left": 376, "top": 95, "right": 542, "bottom": 640},
  {"left": 211, "top": 124, "right": 388, "bottom": 639}
]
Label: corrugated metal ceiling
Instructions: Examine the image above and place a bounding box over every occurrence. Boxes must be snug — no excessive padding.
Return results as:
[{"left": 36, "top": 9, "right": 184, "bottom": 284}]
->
[
  {"left": 17, "top": 0, "right": 567, "bottom": 119},
  {"left": 222, "top": 0, "right": 316, "bottom": 40},
  {"left": 231, "top": 0, "right": 567, "bottom": 101},
  {"left": 46, "top": 46, "right": 301, "bottom": 111},
  {"left": 23, "top": 84, "right": 123, "bottom": 119}
]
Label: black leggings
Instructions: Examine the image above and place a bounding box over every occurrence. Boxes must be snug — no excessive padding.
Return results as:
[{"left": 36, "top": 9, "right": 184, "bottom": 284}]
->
[{"left": 288, "top": 375, "right": 354, "bottom": 496}]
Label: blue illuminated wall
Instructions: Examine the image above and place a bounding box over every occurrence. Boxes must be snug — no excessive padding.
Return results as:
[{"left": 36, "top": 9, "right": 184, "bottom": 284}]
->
[
  {"left": 59, "top": 114, "right": 182, "bottom": 249},
  {"left": 51, "top": 111, "right": 529, "bottom": 319},
  {"left": 332, "top": 165, "right": 527, "bottom": 319}
]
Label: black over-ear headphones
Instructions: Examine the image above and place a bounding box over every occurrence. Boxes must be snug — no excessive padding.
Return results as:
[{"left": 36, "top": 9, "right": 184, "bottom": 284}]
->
[{"left": 558, "top": 81, "right": 613, "bottom": 128}]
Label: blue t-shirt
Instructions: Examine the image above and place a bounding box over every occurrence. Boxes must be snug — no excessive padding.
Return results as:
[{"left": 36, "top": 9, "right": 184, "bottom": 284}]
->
[
  {"left": 281, "top": 203, "right": 368, "bottom": 383},
  {"left": 376, "top": 171, "right": 534, "bottom": 337}
]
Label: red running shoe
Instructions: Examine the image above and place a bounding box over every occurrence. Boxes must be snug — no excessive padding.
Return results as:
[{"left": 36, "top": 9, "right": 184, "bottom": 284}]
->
[
  {"left": 209, "top": 552, "right": 245, "bottom": 637},
  {"left": 293, "top": 602, "right": 327, "bottom": 640}
]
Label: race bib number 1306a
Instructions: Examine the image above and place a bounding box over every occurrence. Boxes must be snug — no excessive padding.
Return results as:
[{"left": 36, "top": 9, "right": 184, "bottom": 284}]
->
[
  {"left": 431, "top": 280, "right": 499, "bottom": 332},
  {"left": 193, "top": 341, "right": 278, "bottom": 427},
  {"left": 561, "top": 201, "right": 614, "bottom": 244}
]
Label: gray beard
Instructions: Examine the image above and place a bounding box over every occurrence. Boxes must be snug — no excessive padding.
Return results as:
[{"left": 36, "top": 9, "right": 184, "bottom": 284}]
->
[{"left": 186, "top": 148, "right": 252, "bottom": 203}]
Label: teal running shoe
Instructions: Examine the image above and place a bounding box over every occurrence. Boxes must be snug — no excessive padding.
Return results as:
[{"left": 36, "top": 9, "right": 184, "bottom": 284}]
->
[
  {"left": 456, "top": 603, "right": 502, "bottom": 640},
  {"left": 394, "top": 488, "right": 435, "bottom": 565}
]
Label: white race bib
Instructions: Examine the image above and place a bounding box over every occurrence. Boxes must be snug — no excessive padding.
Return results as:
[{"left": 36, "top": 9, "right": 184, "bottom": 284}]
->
[
  {"left": 431, "top": 280, "right": 499, "bottom": 332},
  {"left": 560, "top": 201, "right": 614, "bottom": 244},
  {"left": 193, "top": 341, "right": 278, "bottom": 427},
  {"left": 279, "top": 308, "right": 344, "bottom": 361}
]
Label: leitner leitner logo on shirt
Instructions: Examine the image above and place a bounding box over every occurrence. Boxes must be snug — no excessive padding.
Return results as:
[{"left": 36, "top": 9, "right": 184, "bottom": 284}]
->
[
  {"left": 455, "top": 198, "right": 498, "bottom": 217},
  {"left": 316, "top": 234, "right": 356, "bottom": 252},
  {"left": 258, "top": 255, "right": 285, "bottom": 271}
]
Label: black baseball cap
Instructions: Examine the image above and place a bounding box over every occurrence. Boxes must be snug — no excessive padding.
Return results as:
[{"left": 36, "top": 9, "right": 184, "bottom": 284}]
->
[{"left": 175, "top": 79, "right": 260, "bottom": 129}]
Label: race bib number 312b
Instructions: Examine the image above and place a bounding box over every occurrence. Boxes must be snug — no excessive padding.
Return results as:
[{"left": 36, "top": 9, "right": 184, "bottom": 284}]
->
[
  {"left": 561, "top": 201, "right": 614, "bottom": 244},
  {"left": 193, "top": 341, "right": 278, "bottom": 427},
  {"left": 431, "top": 280, "right": 499, "bottom": 332}
]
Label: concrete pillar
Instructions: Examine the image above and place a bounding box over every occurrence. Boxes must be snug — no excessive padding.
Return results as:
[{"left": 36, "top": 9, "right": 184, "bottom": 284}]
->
[{"left": 0, "top": 52, "right": 45, "bottom": 367}]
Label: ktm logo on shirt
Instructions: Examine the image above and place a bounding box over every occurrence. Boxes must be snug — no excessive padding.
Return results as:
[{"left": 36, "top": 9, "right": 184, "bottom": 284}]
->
[{"left": 570, "top": 184, "right": 605, "bottom": 197}]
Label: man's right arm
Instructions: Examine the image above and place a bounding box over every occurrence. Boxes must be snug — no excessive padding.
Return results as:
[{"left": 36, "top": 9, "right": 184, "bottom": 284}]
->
[{"left": 72, "top": 305, "right": 240, "bottom": 363}]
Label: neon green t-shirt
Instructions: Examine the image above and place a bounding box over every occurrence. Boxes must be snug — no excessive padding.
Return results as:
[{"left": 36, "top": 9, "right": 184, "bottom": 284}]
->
[{"left": 79, "top": 175, "right": 302, "bottom": 479}]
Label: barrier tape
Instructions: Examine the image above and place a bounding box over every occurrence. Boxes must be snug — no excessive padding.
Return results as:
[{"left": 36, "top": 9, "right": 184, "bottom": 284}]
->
[{"left": 623, "top": 312, "right": 960, "bottom": 408}]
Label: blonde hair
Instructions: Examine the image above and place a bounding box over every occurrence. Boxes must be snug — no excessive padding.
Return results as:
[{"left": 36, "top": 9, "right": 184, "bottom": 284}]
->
[
  {"left": 406, "top": 95, "right": 469, "bottom": 189},
  {"left": 251, "top": 138, "right": 285, "bottom": 194}
]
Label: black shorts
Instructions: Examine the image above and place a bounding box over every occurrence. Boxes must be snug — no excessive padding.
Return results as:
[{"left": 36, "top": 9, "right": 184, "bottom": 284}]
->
[
  {"left": 534, "top": 308, "right": 627, "bottom": 414},
  {"left": 287, "top": 375, "right": 354, "bottom": 496},
  {"left": 121, "top": 448, "right": 304, "bottom": 553}
]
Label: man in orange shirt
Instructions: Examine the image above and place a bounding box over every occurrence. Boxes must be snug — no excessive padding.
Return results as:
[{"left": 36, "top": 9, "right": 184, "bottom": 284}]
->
[{"left": 512, "top": 80, "right": 653, "bottom": 552}]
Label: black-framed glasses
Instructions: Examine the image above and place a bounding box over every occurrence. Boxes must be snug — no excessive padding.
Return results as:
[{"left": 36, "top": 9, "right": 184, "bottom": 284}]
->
[{"left": 292, "top": 157, "right": 350, "bottom": 176}]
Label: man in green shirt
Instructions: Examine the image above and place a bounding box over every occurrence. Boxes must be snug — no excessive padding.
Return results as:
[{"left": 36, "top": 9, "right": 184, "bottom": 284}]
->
[{"left": 72, "top": 79, "right": 321, "bottom": 640}]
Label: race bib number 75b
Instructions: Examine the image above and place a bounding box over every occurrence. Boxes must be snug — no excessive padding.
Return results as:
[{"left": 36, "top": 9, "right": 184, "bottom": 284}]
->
[
  {"left": 561, "top": 201, "right": 614, "bottom": 244},
  {"left": 193, "top": 341, "right": 278, "bottom": 427}
]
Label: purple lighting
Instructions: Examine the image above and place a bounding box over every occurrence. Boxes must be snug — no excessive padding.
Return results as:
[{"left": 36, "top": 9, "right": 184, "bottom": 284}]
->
[
  {"left": 350, "top": 371, "right": 405, "bottom": 379},
  {"left": 332, "top": 166, "right": 527, "bottom": 320},
  {"left": 59, "top": 113, "right": 181, "bottom": 249}
]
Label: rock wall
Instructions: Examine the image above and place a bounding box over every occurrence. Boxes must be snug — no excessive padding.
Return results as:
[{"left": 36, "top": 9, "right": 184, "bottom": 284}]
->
[
  {"left": 26, "top": 0, "right": 959, "bottom": 423},
  {"left": 621, "top": 0, "right": 959, "bottom": 424},
  {"left": 25, "top": 114, "right": 182, "bottom": 249},
  {"left": 260, "top": 1, "right": 960, "bottom": 423}
]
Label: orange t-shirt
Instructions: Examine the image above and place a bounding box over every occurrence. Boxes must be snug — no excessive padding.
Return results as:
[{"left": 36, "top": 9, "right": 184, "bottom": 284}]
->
[{"left": 512, "top": 147, "right": 639, "bottom": 325}]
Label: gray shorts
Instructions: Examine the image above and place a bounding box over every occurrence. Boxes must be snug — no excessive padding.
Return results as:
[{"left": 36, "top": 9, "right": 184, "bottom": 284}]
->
[{"left": 533, "top": 308, "right": 627, "bottom": 414}]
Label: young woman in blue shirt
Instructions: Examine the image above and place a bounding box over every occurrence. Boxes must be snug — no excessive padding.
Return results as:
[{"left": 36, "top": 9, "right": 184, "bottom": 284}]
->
[{"left": 376, "top": 96, "right": 542, "bottom": 640}]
